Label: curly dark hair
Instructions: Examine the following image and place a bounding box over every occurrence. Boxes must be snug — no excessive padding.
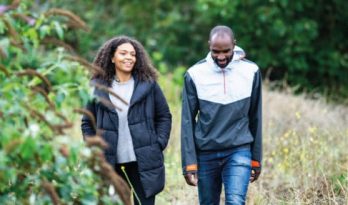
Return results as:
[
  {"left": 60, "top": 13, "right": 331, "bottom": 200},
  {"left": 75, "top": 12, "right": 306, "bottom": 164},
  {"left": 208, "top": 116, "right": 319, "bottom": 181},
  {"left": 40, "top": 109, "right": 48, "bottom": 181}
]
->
[{"left": 92, "top": 35, "right": 158, "bottom": 86}]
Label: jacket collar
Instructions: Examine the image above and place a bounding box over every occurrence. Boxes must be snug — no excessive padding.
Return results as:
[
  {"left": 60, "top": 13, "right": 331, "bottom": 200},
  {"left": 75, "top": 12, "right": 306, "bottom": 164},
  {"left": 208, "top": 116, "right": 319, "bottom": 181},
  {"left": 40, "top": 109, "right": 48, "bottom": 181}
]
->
[
  {"left": 206, "top": 45, "right": 245, "bottom": 72},
  {"left": 129, "top": 78, "right": 154, "bottom": 107}
]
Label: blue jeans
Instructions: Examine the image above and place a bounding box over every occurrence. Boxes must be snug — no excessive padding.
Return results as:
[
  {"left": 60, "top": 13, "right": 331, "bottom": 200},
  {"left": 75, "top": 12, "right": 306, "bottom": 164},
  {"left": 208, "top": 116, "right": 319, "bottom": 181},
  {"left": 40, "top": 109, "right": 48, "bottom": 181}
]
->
[{"left": 197, "top": 147, "right": 251, "bottom": 205}]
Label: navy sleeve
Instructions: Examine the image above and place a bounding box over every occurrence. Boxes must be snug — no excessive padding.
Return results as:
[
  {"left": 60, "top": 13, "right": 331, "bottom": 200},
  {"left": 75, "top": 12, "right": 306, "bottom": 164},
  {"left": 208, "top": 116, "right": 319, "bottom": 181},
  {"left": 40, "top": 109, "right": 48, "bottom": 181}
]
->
[
  {"left": 181, "top": 72, "right": 199, "bottom": 174},
  {"left": 154, "top": 82, "right": 172, "bottom": 150},
  {"left": 248, "top": 69, "right": 262, "bottom": 164},
  {"left": 81, "top": 99, "right": 97, "bottom": 138}
]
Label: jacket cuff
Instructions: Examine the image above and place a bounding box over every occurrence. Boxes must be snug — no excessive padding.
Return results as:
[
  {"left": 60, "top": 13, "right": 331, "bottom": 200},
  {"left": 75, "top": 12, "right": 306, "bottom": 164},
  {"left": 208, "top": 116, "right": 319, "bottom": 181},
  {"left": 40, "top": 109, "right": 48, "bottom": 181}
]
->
[
  {"left": 251, "top": 160, "right": 261, "bottom": 171},
  {"left": 183, "top": 164, "right": 198, "bottom": 175}
]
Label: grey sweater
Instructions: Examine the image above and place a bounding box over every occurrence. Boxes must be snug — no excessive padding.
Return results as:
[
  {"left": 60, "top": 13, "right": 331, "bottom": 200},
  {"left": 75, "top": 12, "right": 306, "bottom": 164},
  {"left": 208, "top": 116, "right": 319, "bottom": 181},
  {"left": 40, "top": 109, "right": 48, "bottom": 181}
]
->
[{"left": 110, "top": 77, "right": 136, "bottom": 163}]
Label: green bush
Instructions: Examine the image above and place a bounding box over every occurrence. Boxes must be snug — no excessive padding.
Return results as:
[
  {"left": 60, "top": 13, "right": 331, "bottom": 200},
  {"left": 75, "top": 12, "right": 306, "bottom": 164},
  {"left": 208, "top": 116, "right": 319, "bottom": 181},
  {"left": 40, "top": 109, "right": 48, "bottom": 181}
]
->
[{"left": 0, "top": 1, "right": 129, "bottom": 204}]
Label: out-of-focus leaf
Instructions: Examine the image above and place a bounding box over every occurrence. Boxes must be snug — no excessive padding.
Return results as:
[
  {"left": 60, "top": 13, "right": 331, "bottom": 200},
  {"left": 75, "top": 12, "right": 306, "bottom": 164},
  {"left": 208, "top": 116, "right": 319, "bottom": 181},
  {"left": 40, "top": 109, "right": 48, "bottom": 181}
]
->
[
  {"left": 19, "top": 137, "right": 37, "bottom": 160},
  {"left": 53, "top": 21, "right": 64, "bottom": 40},
  {"left": 39, "top": 25, "right": 50, "bottom": 39}
]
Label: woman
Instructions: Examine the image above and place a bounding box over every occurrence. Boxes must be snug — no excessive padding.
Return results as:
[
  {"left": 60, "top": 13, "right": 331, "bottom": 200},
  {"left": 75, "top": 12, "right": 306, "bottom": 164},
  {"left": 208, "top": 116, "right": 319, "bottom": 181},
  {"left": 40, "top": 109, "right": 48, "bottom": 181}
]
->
[{"left": 81, "top": 36, "right": 172, "bottom": 205}]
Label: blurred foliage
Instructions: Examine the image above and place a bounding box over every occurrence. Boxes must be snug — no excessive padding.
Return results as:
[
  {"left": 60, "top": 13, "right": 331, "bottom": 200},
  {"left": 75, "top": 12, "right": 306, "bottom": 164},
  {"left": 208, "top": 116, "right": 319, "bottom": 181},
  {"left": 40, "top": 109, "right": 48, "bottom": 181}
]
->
[
  {"left": 1, "top": 0, "right": 347, "bottom": 204},
  {"left": 48, "top": 0, "right": 348, "bottom": 103},
  {"left": 0, "top": 0, "right": 128, "bottom": 204}
]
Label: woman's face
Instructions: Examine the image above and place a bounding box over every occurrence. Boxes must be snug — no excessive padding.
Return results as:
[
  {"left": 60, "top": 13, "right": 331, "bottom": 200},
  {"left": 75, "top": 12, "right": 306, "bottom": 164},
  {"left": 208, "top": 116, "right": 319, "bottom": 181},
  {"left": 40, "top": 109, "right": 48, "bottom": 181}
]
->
[{"left": 112, "top": 43, "right": 136, "bottom": 74}]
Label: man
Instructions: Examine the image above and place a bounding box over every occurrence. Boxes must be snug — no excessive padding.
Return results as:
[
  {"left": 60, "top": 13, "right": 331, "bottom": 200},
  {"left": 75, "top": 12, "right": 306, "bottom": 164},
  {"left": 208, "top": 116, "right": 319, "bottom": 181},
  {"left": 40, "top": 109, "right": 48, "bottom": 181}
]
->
[{"left": 181, "top": 25, "right": 262, "bottom": 205}]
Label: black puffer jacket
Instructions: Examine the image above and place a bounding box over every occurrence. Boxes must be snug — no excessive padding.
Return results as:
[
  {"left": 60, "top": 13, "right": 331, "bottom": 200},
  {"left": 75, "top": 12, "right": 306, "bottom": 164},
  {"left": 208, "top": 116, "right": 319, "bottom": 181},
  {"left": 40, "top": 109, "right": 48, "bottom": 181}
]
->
[{"left": 81, "top": 76, "right": 172, "bottom": 197}]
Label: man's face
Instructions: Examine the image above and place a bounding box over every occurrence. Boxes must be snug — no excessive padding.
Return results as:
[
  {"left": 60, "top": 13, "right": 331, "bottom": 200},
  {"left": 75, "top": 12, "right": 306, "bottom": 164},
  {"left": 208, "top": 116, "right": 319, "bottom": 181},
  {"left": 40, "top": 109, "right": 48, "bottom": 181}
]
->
[{"left": 209, "top": 34, "right": 235, "bottom": 68}]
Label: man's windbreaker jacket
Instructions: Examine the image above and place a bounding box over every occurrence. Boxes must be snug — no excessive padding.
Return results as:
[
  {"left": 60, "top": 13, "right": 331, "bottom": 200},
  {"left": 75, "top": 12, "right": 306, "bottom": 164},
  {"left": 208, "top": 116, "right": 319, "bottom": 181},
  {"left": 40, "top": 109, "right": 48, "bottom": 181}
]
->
[{"left": 181, "top": 46, "right": 262, "bottom": 174}]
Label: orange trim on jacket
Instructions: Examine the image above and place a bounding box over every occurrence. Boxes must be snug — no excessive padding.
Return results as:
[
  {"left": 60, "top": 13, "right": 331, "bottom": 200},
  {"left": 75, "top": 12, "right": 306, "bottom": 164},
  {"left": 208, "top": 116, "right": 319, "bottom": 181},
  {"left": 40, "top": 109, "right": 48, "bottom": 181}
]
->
[
  {"left": 251, "top": 160, "right": 261, "bottom": 168},
  {"left": 186, "top": 164, "right": 198, "bottom": 172}
]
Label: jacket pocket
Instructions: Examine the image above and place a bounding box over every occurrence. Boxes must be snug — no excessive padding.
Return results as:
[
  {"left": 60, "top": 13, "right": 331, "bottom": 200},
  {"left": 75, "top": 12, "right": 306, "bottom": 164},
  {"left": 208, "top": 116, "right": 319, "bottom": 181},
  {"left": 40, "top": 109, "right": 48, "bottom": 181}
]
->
[
  {"left": 129, "top": 121, "right": 151, "bottom": 148},
  {"left": 149, "top": 130, "right": 160, "bottom": 149},
  {"left": 135, "top": 144, "right": 163, "bottom": 171}
]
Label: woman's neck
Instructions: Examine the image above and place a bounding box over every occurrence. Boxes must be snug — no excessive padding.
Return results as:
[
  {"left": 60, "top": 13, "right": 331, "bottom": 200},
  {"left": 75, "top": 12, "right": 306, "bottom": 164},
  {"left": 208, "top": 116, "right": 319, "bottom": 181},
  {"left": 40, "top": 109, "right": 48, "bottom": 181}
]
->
[{"left": 115, "top": 71, "right": 132, "bottom": 83}]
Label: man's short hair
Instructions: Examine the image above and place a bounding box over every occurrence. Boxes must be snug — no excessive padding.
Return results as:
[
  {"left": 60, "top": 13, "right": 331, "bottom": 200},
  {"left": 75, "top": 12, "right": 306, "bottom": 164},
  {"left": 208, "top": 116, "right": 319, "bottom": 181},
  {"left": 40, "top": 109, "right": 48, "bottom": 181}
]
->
[{"left": 209, "top": 25, "right": 234, "bottom": 41}]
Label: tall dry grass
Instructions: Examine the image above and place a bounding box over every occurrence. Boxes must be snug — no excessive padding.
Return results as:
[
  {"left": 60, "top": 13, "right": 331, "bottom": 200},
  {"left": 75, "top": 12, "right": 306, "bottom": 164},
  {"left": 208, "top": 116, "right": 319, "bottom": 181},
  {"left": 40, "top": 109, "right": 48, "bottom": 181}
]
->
[
  {"left": 71, "top": 76, "right": 347, "bottom": 204},
  {"left": 157, "top": 79, "right": 348, "bottom": 205}
]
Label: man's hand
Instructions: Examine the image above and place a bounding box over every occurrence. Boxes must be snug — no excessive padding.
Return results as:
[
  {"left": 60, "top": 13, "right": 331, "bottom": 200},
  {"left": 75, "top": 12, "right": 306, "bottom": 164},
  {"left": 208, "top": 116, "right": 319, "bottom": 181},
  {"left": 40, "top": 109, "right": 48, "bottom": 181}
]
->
[
  {"left": 250, "top": 169, "right": 261, "bottom": 183},
  {"left": 184, "top": 172, "right": 198, "bottom": 186}
]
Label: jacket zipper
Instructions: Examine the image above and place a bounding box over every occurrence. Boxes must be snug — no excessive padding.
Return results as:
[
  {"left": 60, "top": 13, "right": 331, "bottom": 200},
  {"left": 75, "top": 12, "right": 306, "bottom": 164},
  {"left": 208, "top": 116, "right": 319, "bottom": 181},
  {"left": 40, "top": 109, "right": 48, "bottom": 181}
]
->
[{"left": 222, "top": 69, "right": 226, "bottom": 94}]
